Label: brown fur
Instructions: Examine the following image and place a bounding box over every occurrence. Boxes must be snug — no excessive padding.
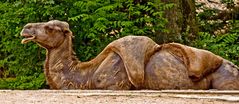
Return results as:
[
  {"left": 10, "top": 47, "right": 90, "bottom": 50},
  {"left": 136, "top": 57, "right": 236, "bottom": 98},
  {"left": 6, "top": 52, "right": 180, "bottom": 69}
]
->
[
  {"left": 162, "top": 43, "right": 223, "bottom": 81},
  {"left": 20, "top": 20, "right": 239, "bottom": 90}
]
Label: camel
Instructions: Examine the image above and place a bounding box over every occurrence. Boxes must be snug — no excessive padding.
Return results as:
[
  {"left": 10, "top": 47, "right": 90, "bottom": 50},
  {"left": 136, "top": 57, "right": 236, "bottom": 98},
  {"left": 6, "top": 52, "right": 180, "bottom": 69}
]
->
[{"left": 21, "top": 20, "right": 239, "bottom": 90}]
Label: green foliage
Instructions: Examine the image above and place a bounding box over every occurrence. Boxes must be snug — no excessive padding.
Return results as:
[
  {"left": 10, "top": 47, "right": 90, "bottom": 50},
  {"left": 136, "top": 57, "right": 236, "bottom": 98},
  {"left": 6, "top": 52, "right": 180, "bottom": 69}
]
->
[
  {"left": 0, "top": 73, "right": 46, "bottom": 89},
  {"left": 0, "top": 0, "right": 168, "bottom": 89},
  {"left": 194, "top": 1, "right": 239, "bottom": 66},
  {"left": 68, "top": 0, "right": 168, "bottom": 60},
  {"left": 194, "top": 21, "right": 239, "bottom": 65}
]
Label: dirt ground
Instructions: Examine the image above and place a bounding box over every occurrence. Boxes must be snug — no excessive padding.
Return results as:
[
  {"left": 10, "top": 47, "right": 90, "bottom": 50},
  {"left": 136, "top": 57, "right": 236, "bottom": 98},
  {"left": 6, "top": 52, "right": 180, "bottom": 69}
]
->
[{"left": 0, "top": 90, "right": 239, "bottom": 104}]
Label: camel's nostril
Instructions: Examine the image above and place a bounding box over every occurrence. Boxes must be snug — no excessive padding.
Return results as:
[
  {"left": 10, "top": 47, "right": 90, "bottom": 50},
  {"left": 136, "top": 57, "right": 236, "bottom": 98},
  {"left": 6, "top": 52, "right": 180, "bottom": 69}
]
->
[{"left": 21, "top": 29, "right": 30, "bottom": 34}]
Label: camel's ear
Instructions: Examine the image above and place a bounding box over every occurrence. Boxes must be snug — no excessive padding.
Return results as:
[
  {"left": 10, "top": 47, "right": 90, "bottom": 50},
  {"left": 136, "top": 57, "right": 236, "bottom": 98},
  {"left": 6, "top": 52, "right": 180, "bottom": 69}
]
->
[
  {"left": 163, "top": 43, "right": 223, "bottom": 81},
  {"left": 63, "top": 28, "right": 74, "bottom": 38}
]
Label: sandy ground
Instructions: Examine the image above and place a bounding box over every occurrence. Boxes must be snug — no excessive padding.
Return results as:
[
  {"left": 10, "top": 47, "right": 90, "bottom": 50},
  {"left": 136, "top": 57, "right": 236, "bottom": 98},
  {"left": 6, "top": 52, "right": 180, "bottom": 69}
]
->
[{"left": 0, "top": 90, "right": 239, "bottom": 104}]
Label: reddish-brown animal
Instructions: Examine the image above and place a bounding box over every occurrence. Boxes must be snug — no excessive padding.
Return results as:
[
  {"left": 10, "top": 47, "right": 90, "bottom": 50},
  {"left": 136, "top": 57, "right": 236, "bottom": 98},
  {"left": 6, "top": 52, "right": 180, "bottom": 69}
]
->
[{"left": 21, "top": 20, "right": 239, "bottom": 90}]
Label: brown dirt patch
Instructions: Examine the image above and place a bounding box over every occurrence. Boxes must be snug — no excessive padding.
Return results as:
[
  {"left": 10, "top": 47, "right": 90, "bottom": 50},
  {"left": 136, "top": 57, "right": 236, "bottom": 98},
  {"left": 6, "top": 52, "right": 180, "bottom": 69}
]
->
[{"left": 0, "top": 90, "right": 238, "bottom": 104}]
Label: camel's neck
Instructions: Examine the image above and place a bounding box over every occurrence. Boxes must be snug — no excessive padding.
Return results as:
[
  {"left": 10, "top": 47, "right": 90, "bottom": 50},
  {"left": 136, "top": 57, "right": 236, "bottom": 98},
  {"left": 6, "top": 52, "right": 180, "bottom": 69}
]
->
[{"left": 44, "top": 36, "right": 95, "bottom": 89}]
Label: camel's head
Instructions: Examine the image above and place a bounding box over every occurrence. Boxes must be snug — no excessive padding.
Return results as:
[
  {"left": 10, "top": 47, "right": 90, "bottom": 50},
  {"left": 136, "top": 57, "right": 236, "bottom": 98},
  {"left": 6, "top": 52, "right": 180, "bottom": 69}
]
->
[{"left": 21, "top": 20, "right": 72, "bottom": 49}]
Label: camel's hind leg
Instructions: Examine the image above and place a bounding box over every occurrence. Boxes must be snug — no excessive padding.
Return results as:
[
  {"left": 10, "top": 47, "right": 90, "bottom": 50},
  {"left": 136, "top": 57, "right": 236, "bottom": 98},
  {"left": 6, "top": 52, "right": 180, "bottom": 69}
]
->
[{"left": 144, "top": 50, "right": 194, "bottom": 89}]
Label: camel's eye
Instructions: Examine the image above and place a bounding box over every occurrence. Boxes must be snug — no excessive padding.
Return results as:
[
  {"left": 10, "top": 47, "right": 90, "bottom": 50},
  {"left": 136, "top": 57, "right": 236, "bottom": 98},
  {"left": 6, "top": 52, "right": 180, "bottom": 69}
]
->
[{"left": 44, "top": 25, "right": 54, "bottom": 33}]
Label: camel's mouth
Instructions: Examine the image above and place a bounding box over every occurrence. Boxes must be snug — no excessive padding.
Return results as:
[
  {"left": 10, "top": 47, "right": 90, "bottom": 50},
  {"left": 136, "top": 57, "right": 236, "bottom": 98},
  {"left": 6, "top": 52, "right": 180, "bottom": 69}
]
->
[{"left": 21, "top": 34, "right": 36, "bottom": 44}]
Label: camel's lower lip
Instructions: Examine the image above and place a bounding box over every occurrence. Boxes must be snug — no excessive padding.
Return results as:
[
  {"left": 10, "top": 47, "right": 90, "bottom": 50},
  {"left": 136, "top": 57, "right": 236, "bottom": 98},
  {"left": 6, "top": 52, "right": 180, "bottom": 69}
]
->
[{"left": 21, "top": 34, "right": 36, "bottom": 44}]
